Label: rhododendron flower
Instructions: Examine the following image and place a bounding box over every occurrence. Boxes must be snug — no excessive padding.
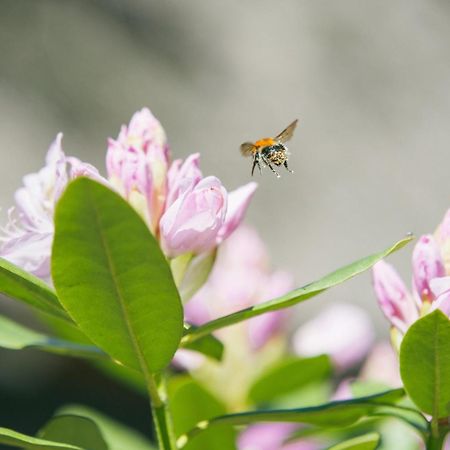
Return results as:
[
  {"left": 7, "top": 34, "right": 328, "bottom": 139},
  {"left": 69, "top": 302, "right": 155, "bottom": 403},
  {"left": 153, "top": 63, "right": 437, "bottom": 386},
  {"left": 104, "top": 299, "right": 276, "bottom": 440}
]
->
[
  {"left": 412, "top": 235, "right": 445, "bottom": 302},
  {"left": 292, "top": 303, "right": 374, "bottom": 370},
  {"left": 1, "top": 108, "right": 257, "bottom": 291},
  {"left": 178, "top": 225, "right": 293, "bottom": 408},
  {"left": 0, "top": 134, "right": 103, "bottom": 279},
  {"left": 372, "top": 260, "right": 419, "bottom": 333},
  {"left": 429, "top": 276, "right": 450, "bottom": 316},
  {"left": 106, "top": 108, "right": 170, "bottom": 234},
  {"left": 372, "top": 210, "right": 449, "bottom": 342},
  {"left": 160, "top": 176, "right": 228, "bottom": 257}
]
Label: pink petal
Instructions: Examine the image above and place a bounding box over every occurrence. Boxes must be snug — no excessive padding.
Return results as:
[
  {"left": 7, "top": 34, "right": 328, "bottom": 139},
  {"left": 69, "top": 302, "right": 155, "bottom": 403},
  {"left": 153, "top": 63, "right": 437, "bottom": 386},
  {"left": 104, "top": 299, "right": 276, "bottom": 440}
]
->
[
  {"left": 217, "top": 182, "right": 258, "bottom": 243},
  {"left": 412, "top": 235, "right": 445, "bottom": 302},
  {"left": 372, "top": 260, "right": 418, "bottom": 333}
]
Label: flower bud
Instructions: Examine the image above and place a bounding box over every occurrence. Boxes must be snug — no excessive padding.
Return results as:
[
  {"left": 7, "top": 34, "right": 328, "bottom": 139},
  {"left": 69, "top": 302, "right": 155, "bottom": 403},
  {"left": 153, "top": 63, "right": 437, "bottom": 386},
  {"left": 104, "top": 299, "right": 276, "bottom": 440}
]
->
[
  {"left": 159, "top": 176, "right": 227, "bottom": 257},
  {"left": 372, "top": 260, "right": 418, "bottom": 333},
  {"left": 412, "top": 235, "right": 445, "bottom": 302},
  {"left": 106, "top": 108, "right": 170, "bottom": 233}
]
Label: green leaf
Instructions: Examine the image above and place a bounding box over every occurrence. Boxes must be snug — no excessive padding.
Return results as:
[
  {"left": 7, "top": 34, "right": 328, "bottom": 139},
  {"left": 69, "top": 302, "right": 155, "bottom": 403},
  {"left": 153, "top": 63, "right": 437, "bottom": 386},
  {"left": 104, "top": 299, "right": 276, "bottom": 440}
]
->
[
  {"left": 326, "top": 432, "right": 380, "bottom": 450},
  {"left": 400, "top": 310, "right": 450, "bottom": 419},
  {"left": 248, "top": 355, "right": 332, "bottom": 404},
  {"left": 183, "top": 236, "right": 413, "bottom": 343},
  {"left": 181, "top": 324, "right": 224, "bottom": 361},
  {"left": 179, "top": 389, "right": 405, "bottom": 445},
  {"left": 52, "top": 178, "right": 183, "bottom": 373},
  {"left": 169, "top": 376, "right": 236, "bottom": 450},
  {"left": 39, "top": 415, "right": 108, "bottom": 450},
  {"left": 0, "top": 257, "right": 70, "bottom": 322},
  {"left": 55, "top": 405, "right": 156, "bottom": 450},
  {"left": 0, "top": 314, "right": 106, "bottom": 359},
  {"left": 0, "top": 427, "right": 83, "bottom": 449}
]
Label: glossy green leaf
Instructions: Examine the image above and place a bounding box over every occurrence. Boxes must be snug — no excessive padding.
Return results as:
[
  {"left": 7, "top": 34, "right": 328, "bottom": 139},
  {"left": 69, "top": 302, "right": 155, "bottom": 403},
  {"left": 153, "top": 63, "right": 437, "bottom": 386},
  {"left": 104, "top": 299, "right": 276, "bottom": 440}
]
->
[
  {"left": 179, "top": 389, "right": 405, "bottom": 445},
  {"left": 52, "top": 178, "right": 183, "bottom": 373},
  {"left": 183, "top": 236, "right": 413, "bottom": 343},
  {"left": 39, "top": 415, "right": 108, "bottom": 450},
  {"left": 0, "top": 314, "right": 106, "bottom": 359},
  {"left": 169, "top": 376, "right": 236, "bottom": 450},
  {"left": 248, "top": 355, "right": 332, "bottom": 404},
  {"left": 55, "top": 405, "right": 156, "bottom": 450},
  {"left": 400, "top": 310, "right": 450, "bottom": 418},
  {"left": 0, "top": 257, "right": 70, "bottom": 321},
  {"left": 0, "top": 427, "right": 83, "bottom": 449},
  {"left": 327, "top": 432, "right": 380, "bottom": 450},
  {"left": 181, "top": 324, "right": 223, "bottom": 361}
]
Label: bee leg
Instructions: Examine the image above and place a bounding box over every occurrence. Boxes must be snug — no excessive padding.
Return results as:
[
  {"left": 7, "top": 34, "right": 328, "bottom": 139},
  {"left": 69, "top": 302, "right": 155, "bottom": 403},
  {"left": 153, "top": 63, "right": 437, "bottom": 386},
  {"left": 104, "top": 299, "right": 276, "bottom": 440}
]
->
[
  {"left": 251, "top": 154, "right": 262, "bottom": 176},
  {"left": 284, "top": 160, "right": 294, "bottom": 174},
  {"left": 262, "top": 156, "right": 280, "bottom": 178}
]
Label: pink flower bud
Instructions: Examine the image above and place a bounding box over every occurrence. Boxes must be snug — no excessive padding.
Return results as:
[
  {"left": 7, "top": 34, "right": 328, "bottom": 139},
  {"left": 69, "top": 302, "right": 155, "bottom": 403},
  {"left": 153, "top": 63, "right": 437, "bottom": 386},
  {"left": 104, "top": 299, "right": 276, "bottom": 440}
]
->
[
  {"left": 165, "top": 153, "right": 203, "bottom": 209},
  {"left": 106, "top": 108, "right": 170, "bottom": 233},
  {"left": 159, "top": 176, "right": 227, "bottom": 257},
  {"left": 412, "top": 235, "right": 445, "bottom": 302},
  {"left": 372, "top": 260, "right": 418, "bottom": 333}
]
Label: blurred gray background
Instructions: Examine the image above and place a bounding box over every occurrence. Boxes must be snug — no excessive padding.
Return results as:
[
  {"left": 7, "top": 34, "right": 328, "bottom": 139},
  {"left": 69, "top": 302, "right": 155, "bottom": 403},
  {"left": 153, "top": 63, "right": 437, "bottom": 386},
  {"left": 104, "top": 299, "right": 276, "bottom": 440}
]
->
[{"left": 0, "top": 0, "right": 449, "bottom": 432}]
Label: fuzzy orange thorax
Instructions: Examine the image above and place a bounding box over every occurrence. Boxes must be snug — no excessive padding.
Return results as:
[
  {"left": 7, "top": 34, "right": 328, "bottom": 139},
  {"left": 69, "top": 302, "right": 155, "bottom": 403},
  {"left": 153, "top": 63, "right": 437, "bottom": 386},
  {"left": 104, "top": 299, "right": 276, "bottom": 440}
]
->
[{"left": 254, "top": 138, "right": 275, "bottom": 149}]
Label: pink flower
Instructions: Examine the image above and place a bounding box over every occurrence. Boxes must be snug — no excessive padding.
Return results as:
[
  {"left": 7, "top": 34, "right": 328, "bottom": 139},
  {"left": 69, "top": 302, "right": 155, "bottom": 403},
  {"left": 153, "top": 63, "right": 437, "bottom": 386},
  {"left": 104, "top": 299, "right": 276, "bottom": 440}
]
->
[
  {"left": 106, "top": 108, "right": 170, "bottom": 233},
  {"left": 429, "top": 276, "right": 450, "bottom": 317},
  {"left": 160, "top": 176, "right": 228, "bottom": 257},
  {"left": 1, "top": 108, "right": 257, "bottom": 292},
  {"left": 185, "top": 226, "right": 292, "bottom": 327},
  {"left": 435, "top": 209, "right": 450, "bottom": 275},
  {"left": 373, "top": 219, "right": 450, "bottom": 340},
  {"left": 292, "top": 303, "right": 374, "bottom": 370},
  {"left": 0, "top": 134, "right": 103, "bottom": 280},
  {"left": 177, "top": 226, "right": 293, "bottom": 400},
  {"left": 372, "top": 260, "right": 419, "bottom": 333},
  {"left": 238, "top": 423, "right": 319, "bottom": 450},
  {"left": 161, "top": 156, "right": 257, "bottom": 258},
  {"left": 165, "top": 153, "right": 203, "bottom": 209},
  {"left": 412, "top": 235, "right": 445, "bottom": 302}
]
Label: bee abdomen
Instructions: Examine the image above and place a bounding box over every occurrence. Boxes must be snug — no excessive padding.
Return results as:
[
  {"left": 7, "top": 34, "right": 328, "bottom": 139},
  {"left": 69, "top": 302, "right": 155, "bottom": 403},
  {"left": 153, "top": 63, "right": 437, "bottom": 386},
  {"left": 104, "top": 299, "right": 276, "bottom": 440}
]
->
[{"left": 261, "top": 144, "right": 287, "bottom": 166}]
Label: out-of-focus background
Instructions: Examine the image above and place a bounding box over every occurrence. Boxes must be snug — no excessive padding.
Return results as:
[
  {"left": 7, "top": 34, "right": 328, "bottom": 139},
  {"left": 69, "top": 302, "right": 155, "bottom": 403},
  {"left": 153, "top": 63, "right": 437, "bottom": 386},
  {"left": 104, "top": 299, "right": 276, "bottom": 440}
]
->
[{"left": 0, "top": 0, "right": 449, "bottom": 443}]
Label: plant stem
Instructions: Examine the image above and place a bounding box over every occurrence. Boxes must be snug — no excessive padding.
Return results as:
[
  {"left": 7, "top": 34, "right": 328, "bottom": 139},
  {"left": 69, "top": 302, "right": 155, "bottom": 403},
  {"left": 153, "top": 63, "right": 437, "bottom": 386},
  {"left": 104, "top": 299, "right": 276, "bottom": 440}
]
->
[
  {"left": 426, "top": 419, "right": 448, "bottom": 450},
  {"left": 147, "top": 374, "right": 177, "bottom": 450}
]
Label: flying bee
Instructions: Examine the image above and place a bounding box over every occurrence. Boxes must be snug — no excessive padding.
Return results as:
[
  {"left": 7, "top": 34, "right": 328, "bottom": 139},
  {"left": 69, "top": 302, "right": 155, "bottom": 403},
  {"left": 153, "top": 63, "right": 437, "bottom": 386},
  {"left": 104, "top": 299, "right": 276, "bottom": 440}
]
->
[{"left": 240, "top": 119, "right": 298, "bottom": 178}]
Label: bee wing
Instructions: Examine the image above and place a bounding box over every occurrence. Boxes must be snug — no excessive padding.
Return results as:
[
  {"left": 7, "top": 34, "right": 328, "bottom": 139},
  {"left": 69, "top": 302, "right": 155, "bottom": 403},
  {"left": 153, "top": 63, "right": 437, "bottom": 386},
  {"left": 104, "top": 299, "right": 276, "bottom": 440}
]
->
[
  {"left": 240, "top": 142, "right": 256, "bottom": 157},
  {"left": 275, "top": 119, "right": 298, "bottom": 144}
]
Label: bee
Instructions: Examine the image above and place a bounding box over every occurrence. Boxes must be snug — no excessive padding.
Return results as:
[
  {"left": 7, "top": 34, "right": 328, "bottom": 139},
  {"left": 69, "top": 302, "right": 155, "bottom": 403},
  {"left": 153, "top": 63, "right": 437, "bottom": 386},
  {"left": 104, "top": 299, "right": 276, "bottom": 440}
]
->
[{"left": 240, "top": 119, "right": 298, "bottom": 178}]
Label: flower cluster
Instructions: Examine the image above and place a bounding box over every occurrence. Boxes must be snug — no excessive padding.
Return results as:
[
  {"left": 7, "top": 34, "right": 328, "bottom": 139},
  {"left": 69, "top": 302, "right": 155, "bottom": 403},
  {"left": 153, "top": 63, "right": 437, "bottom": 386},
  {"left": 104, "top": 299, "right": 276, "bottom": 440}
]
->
[
  {"left": 372, "top": 210, "right": 450, "bottom": 345},
  {"left": 0, "top": 109, "right": 257, "bottom": 290},
  {"left": 178, "top": 224, "right": 374, "bottom": 450}
]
